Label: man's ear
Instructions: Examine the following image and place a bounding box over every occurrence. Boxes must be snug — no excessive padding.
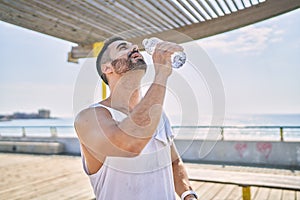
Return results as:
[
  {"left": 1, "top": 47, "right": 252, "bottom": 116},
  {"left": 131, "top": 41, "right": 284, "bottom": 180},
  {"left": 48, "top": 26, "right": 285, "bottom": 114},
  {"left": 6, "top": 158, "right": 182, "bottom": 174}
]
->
[{"left": 101, "top": 63, "right": 113, "bottom": 75}]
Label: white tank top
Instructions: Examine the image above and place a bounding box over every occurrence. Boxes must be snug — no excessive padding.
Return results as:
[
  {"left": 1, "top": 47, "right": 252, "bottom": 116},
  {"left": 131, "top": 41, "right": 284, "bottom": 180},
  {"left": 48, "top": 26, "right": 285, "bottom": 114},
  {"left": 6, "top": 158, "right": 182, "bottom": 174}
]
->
[{"left": 81, "top": 103, "right": 176, "bottom": 200}]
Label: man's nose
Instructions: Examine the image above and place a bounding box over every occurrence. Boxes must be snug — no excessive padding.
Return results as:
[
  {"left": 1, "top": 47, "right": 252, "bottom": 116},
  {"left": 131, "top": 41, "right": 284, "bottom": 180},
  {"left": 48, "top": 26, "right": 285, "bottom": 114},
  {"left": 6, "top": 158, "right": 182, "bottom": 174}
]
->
[{"left": 130, "top": 44, "right": 139, "bottom": 52}]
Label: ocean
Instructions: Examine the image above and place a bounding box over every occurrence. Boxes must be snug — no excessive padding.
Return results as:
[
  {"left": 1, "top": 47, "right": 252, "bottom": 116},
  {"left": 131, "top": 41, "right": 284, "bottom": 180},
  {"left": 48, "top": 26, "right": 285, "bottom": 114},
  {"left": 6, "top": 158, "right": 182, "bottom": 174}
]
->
[{"left": 0, "top": 114, "right": 299, "bottom": 140}]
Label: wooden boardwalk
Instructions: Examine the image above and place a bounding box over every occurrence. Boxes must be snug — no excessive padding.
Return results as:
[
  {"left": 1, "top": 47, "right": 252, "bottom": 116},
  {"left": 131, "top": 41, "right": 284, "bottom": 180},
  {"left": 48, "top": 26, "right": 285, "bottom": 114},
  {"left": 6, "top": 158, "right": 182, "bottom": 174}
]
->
[{"left": 0, "top": 153, "right": 299, "bottom": 200}]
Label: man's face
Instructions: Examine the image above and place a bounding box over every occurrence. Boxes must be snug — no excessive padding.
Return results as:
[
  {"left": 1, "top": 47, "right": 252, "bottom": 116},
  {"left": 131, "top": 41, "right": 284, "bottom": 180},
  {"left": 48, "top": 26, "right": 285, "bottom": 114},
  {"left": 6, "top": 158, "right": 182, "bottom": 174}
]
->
[{"left": 108, "top": 40, "right": 147, "bottom": 74}]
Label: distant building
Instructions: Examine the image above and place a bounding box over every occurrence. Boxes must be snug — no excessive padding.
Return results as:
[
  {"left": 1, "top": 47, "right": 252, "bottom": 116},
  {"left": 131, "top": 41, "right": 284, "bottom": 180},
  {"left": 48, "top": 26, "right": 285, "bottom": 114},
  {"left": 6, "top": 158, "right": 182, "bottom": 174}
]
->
[
  {"left": 38, "top": 109, "right": 50, "bottom": 118},
  {"left": 0, "top": 115, "right": 11, "bottom": 121},
  {"left": 3, "top": 109, "right": 52, "bottom": 119},
  {"left": 12, "top": 112, "right": 36, "bottom": 119}
]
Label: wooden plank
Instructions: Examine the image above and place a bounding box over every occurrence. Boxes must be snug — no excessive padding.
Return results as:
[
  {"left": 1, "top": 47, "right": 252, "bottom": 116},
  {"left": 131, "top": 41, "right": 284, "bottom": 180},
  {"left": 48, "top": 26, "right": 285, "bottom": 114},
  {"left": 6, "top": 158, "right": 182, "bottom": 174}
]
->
[
  {"left": 231, "top": 0, "right": 240, "bottom": 11},
  {"left": 0, "top": 156, "right": 83, "bottom": 190},
  {"left": 197, "top": 0, "right": 215, "bottom": 19},
  {"left": 67, "top": 187, "right": 95, "bottom": 200},
  {"left": 296, "top": 191, "right": 300, "bottom": 200},
  {"left": 0, "top": 2, "right": 94, "bottom": 44},
  {"left": 225, "top": 185, "right": 243, "bottom": 200},
  {"left": 0, "top": 165, "right": 69, "bottom": 189},
  {"left": 72, "top": 0, "right": 300, "bottom": 58},
  {"left": 35, "top": 0, "right": 127, "bottom": 35},
  {"left": 282, "top": 190, "right": 295, "bottom": 200},
  {"left": 73, "top": 0, "right": 135, "bottom": 32},
  {"left": 1, "top": 174, "right": 66, "bottom": 198},
  {"left": 200, "top": 183, "right": 224, "bottom": 200},
  {"left": 240, "top": 0, "right": 246, "bottom": 8},
  {"left": 213, "top": 184, "right": 237, "bottom": 199},
  {"left": 187, "top": 167, "right": 300, "bottom": 190},
  {"left": 9, "top": 173, "right": 85, "bottom": 199},
  {"left": 119, "top": 1, "right": 165, "bottom": 33},
  {"left": 156, "top": 0, "right": 188, "bottom": 26},
  {"left": 128, "top": 0, "right": 300, "bottom": 48},
  {"left": 143, "top": 1, "right": 178, "bottom": 29},
  {"left": 214, "top": 0, "right": 226, "bottom": 15},
  {"left": 1, "top": 153, "right": 299, "bottom": 199},
  {"left": 0, "top": 153, "right": 93, "bottom": 199},
  {"left": 132, "top": 1, "right": 172, "bottom": 30},
  {"left": 29, "top": 175, "right": 93, "bottom": 200},
  {"left": 268, "top": 189, "right": 282, "bottom": 200},
  {"left": 175, "top": 0, "right": 300, "bottom": 39},
  {"left": 191, "top": 180, "right": 205, "bottom": 190},
  {"left": 250, "top": 187, "right": 260, "bottom": 200},
  {"left": 186, "top": 0, "right": 209, "bottom": 20},
  {"left": 0, "top": 0, "right": 299, "bottom": 52},
  {"left": 106, "top": 1, "right": 153, "bottom": 33},
  {"left": 223, "top": 0, "right": 234, "bottom": 12},
  {"left": 205, "top": 0, "right": 221, "bottom": 17},
  {"left": 196, "top": 182, "right": 216, "bottom": 198},
  {"left": 167, "top": 0, "right": 195, "bottom": 23},
  {"left": 253, "top": 187, "right": 271, "bottom": 200},
  {"left": 145, "top": 0, "right": 183, "bottom": 28},
  {"left": 176, "top": 0, "right": 203, "bottom": 22}
]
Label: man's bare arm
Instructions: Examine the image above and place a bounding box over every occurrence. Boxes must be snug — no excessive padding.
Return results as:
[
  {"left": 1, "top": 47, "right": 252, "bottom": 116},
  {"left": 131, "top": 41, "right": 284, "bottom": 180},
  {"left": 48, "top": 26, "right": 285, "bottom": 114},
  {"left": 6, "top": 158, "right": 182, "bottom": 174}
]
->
[
  {"left": 171, "top": 142, "right": 198, "bottom": 200},
  {"left": 75, "top": 42, "right": 183, "bottom": 158}
]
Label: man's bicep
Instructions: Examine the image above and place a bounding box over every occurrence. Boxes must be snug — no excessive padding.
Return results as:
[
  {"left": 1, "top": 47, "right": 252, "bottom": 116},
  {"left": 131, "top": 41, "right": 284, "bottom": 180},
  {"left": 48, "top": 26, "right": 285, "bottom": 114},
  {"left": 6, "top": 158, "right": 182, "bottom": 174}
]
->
[{"left": 74, "top": 107, "right": 130, "bottom": 158}]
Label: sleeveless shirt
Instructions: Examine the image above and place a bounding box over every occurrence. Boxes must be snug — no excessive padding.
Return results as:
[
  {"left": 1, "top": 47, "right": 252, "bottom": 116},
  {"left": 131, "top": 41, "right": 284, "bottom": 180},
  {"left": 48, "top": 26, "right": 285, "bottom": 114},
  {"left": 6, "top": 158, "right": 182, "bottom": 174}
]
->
[{"left": 81, "top": 103, "right": 176, "bottom": 200}]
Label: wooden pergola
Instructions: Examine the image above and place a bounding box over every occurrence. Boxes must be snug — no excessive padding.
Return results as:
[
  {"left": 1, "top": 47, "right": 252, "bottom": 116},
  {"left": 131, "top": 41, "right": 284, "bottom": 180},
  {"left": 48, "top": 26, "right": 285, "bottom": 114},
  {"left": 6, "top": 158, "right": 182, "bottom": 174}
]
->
[{"left": 0, "top": 0, "right": 299, "bottom": 62}]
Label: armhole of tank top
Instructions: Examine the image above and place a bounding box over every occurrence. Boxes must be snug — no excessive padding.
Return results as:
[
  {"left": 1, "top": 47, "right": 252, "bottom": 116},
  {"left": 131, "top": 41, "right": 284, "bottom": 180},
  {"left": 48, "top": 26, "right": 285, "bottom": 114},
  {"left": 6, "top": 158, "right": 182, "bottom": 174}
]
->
[
  {"left": 81, "top": 152, "right": 90, "bottom": 175},
  {"left": 81, "top": 103, "right": 112, "bottom": 176},
  {"left": 81, "top": 104, "right": 109, "bottom": 177},
  {"left": 81, "top": 150, "right": 105, "bottom": 177}
]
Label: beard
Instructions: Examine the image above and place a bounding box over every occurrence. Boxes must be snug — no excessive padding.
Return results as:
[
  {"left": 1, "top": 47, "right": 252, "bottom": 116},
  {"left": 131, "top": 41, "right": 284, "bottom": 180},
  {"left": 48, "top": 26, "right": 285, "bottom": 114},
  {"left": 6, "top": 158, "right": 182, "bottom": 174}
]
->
[{"left": 111, "top": 57, "right": 147, "bottom": 75}]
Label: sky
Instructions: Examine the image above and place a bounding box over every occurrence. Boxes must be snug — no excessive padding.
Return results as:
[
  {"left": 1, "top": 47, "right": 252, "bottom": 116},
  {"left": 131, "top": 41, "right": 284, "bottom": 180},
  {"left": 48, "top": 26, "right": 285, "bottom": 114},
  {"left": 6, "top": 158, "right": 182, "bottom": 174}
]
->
[
  {"left": 198, "top": 9, "right": 300, "bottom": 115},
  {"left": 0, "top": 9, "right": 299, "bottom": 118}
]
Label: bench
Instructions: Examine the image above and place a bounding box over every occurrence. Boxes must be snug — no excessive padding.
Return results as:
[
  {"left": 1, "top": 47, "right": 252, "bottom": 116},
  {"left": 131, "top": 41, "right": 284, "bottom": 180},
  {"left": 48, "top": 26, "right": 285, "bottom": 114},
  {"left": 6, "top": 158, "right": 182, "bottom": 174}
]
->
[
  {"left": 0, "top": 141, "right": 64, "bottom": 154},
  {"left": 187, "top": 167, "right": 300, "bottom": 200}
]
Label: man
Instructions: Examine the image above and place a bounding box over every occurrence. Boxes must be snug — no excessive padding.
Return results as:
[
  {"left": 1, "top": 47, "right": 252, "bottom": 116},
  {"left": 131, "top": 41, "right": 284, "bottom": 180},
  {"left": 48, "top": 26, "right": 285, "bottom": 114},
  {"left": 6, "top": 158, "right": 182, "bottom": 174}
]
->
[{"left": 74, "top": 37, "right": 198, "bottom": 200}]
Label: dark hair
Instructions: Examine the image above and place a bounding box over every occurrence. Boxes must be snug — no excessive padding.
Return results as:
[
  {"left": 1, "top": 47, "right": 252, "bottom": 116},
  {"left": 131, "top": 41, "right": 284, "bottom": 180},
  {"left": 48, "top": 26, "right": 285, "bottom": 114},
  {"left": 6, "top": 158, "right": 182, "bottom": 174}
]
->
[{"left": 96, "top": 37, "right": 124, "bottom": 85}]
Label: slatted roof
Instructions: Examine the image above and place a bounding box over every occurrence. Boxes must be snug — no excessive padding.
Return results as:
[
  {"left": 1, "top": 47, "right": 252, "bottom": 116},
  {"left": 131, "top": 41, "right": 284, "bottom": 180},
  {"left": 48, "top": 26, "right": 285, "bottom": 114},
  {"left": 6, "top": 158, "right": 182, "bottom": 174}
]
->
[{"left": 0, "top": 0, "right": 299, "bottom": 60}]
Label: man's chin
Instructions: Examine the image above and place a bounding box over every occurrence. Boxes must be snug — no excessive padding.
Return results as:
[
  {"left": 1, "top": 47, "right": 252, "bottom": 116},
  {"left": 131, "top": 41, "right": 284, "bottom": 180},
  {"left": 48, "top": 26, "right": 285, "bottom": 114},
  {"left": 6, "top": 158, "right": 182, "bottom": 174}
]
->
[{"left": 129, "top": 60, "right": 147, "bottom": 71}]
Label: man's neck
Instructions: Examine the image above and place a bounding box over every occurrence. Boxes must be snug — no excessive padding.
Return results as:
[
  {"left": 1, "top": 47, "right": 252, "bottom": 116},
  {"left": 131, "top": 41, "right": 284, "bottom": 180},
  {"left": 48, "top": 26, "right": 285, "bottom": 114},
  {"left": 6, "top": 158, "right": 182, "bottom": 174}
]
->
[{"left": 107, "top": 71, "right": 143, "bottom": 114}]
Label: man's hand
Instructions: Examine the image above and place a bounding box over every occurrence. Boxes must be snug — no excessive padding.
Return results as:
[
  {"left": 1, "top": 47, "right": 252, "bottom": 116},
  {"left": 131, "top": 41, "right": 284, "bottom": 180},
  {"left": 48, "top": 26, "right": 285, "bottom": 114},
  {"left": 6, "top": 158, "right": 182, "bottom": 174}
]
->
[{"left": 152, "top": 41, "right": 184, "bottom": 78}]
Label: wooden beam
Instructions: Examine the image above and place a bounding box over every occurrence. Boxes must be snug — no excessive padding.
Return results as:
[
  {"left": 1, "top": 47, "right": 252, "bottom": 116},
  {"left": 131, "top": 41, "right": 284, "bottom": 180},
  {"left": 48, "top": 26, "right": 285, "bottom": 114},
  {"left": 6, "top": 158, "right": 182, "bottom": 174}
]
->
[
  {"left": 70, "top": 0, "right": 300, "bottom": 59},
  {"left": 0, "top": 1, "right": 104, "bottom": 44},
  {"left": 177, "top": 0, "right": 300, "bottom": 40},
  {"left": 70, "top": 44, "right": 93, "bottom": 59},
  {"left": 129, "top": 0, "right": 300, "bottom": 47}
]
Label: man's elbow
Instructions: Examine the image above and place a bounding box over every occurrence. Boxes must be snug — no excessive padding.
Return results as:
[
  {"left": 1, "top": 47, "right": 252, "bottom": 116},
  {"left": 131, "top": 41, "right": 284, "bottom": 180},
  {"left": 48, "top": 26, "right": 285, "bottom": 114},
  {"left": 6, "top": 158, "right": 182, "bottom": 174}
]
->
[{"left": 172, "top": 157, "right": 184, "bottom": 167}]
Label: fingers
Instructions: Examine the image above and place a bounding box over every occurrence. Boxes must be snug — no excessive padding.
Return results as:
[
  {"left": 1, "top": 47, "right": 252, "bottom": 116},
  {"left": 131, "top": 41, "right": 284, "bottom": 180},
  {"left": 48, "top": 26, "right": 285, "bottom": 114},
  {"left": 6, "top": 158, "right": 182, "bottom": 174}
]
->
[
  {"left": 154, "top": 41, "right": 184, "bottom": 55},
  {"left": 152, "top": 41, "right": 184, "bottom": 78}
]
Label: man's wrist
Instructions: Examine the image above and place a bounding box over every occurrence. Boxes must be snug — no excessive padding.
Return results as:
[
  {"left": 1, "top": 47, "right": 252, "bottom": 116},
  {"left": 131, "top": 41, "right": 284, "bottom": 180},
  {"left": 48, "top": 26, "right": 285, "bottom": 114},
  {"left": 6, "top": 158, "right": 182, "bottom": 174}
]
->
[
  {"left": 181, "top": 190, "right": 198, "bottom": 200},
  {"left": 184, "top": 194, "right": 197, "bottom": 200},
  {"left": 153, "top": 74, "right": 168, "bottom": 86}
]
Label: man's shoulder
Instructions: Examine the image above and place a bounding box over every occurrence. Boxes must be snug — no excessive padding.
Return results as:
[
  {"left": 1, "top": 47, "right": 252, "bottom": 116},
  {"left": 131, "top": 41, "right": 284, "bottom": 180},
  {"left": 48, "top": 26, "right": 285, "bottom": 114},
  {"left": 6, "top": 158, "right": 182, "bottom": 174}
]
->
[{"left": 74, "top": 106, "right": 111, "bottom": 129}]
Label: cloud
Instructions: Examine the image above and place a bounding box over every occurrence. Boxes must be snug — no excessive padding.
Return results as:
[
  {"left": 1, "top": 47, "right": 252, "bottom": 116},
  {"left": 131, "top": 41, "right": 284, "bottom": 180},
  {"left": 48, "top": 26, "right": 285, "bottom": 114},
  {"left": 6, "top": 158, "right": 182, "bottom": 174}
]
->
[{"left": 198, "top": 24, "right": 285, "bottom": 54}]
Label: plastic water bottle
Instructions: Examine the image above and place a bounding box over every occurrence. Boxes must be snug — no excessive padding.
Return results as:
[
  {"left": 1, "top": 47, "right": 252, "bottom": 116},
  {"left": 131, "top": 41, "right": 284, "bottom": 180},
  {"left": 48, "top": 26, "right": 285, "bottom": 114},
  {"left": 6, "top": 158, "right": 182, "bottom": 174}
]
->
[{"left": 142, "top": 37, "right": 186, "bottom": 69}]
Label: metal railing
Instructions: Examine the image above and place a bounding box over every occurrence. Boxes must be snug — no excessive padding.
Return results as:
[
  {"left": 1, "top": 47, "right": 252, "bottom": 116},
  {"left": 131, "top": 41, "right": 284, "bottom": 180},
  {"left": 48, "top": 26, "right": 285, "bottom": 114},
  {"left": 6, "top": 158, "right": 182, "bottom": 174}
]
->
[
  {"left": 0, "top": 126, "right": 75, "bottom": 138},
  {"left": 171, "top": 126, "right": 300, "bottom": 141},
  {"left": 0, "top": 125, "right": 299, "bottom": 141}
]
